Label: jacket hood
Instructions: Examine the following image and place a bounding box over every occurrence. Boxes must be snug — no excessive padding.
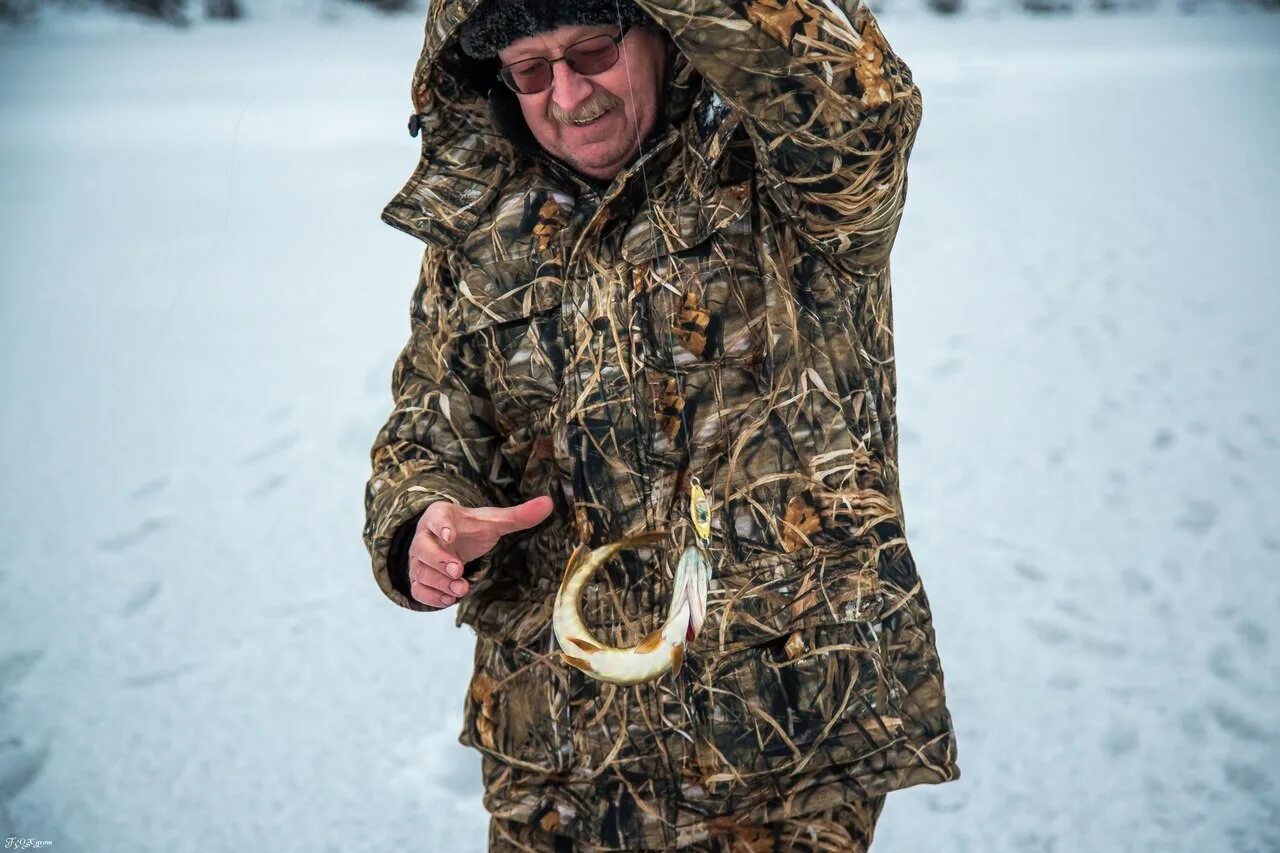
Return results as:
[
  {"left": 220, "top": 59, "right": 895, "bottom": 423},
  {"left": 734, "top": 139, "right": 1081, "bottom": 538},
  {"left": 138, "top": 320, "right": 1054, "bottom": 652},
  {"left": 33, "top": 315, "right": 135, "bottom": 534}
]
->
[{"left": 381, "top": 0, "right": 729, "bottom": 248}]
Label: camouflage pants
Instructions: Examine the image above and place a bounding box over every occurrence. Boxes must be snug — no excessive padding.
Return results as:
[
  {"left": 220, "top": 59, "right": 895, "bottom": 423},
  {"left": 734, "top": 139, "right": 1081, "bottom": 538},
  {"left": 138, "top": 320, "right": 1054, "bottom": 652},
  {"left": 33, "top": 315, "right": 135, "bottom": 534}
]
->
[{"left": 487, "top": 794, "right": 887, "bottom": 852}]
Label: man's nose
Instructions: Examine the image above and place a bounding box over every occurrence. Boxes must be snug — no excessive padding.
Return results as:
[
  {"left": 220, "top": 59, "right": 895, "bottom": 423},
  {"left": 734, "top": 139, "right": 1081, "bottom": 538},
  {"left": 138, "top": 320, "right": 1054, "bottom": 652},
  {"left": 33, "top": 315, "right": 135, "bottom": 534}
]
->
[{"left": 549, "top": 60, "right": 593, "bottom": 114}]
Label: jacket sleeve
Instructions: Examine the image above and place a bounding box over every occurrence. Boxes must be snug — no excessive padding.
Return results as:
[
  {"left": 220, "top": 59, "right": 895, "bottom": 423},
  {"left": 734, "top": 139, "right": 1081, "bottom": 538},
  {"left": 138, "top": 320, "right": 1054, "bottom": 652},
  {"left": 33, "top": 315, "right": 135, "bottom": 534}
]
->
[
  {"left": 636, "top": 0, "right": 922, "bottom": 275},
  {"left": 363, "top": 245, "right": 505, "bottom": 613}
]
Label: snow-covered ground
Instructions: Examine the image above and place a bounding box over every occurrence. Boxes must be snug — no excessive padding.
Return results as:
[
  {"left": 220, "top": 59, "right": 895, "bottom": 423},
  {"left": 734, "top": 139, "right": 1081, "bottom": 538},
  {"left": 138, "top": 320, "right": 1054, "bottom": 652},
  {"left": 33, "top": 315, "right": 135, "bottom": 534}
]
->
[{"left": 1, "top": 9, "right": 1277, "bottom": 852}]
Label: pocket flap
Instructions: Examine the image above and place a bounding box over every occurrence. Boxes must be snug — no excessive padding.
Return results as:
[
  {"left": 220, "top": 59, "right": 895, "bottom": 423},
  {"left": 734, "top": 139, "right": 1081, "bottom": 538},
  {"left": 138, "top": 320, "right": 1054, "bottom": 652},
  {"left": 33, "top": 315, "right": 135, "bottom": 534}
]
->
[
  {"left": 451, "top": 264, "right": 563, "bottom": 333},
  {"left": 621, "top": 181, "right": 752, "bottom": 264},
  {"left": 696, "top": 545, "right": 884, "bottom": 656}
]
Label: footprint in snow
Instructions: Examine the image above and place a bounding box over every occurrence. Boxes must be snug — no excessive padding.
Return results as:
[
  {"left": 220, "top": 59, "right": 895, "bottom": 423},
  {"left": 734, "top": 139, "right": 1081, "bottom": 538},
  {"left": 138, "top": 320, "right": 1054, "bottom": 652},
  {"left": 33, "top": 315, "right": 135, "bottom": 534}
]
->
[
  {"left": 120, "top": 580, "right": 161, "bottom": 618},
  {"left": 241, "top": 432, "right": 300, "bottom": 467},
  {"left": 0, "top": 736, "right": 49, "bottom": 803},
  {"left": 128, "top": 475, "right": 170, "bottom": 501},
  {"left": 96, "top": 517, "right": 169, "bottom": 554}
]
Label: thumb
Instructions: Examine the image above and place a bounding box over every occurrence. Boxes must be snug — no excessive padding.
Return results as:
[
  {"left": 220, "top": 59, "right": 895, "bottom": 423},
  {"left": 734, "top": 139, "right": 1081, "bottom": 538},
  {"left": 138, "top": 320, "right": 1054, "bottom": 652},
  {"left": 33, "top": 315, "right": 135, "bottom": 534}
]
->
[
  {"left": 469, "top": 495, "right": 555, "bottom": 534},
  {"left": 504, "top": 495, "right": 556, "bottom": 531}
]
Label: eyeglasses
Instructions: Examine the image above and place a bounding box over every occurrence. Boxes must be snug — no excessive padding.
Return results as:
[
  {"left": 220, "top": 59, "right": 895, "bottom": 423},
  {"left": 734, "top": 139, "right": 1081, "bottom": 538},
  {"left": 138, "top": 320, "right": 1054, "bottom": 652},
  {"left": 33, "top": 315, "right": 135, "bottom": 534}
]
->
[{"left": 498, "top": 26, "right": 633, "bottom": 95}]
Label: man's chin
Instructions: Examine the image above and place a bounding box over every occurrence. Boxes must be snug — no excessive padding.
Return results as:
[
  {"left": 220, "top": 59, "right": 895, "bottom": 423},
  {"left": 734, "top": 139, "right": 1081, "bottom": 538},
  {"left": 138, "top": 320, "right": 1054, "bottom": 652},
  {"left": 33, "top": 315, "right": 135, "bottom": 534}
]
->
[{"left": 561, "top": 141, "right": 637, "bottom": 181}]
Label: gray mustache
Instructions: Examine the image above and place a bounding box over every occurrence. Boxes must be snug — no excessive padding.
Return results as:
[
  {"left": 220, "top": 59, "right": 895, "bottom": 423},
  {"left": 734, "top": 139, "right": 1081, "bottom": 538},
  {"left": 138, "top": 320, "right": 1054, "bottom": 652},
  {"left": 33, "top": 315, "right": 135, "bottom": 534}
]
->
[{"left": 548, "top": 92, "right": 623, "bottom": 124}]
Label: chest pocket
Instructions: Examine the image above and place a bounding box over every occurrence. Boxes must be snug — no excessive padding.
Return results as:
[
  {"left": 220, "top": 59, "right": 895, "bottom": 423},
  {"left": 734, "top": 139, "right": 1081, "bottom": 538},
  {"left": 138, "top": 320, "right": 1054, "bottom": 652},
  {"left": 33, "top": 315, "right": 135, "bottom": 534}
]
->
[
  {"left": 449, "top": 251, "right": 565, "bottom": 439},
  {"left": 623, "top": 179, "right": 894, "bottom": 564},
  {"left": 616, "top": 181, "right": 769, "bottom": 482},
  {"left": 621, "top": 180, "right": 759, "bottom": 371}
]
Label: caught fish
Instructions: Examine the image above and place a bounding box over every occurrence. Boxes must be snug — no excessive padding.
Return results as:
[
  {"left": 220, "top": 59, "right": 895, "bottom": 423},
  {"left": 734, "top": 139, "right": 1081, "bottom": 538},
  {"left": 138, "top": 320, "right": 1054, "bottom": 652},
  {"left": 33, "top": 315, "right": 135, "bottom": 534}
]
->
[{"left": 553, "top": 531, "right": 711, "bottom": 685}]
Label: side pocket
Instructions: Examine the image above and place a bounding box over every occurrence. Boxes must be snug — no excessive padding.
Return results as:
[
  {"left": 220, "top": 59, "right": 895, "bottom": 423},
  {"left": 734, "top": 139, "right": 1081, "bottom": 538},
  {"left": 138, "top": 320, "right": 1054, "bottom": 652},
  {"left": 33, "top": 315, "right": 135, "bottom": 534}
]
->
[
  {"left": 694, "top": 621, "right": 904, "bottom": 792},
  {"left": 695, "top": 545, "right": 884, "bottom": 656},
  {"left": 461, "top": 632, "right": 675, "bottom": 784},
  {"left": 461, "top": 635, "right": 571, "bottom": 774},
  {"left": 686, "top": 546, "right": 904, "bottom": 795}
]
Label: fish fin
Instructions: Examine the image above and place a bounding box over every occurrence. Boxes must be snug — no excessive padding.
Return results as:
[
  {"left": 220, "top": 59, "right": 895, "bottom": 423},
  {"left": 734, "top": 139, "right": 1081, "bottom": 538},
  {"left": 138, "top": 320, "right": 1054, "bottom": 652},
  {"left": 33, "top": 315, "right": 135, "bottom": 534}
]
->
[
  {"left": 558, "top": 544, "right": 590, "bottom": 598},
  {"left": 560, "top": 652, "right": 594, "bottom": 673},
  {"left": 635, "top": 628, "right": 664, "bottom": 654},
  {"left": 619, "top": 529, "right": 671, "bottom": 551},
  {"left": 671, "top": 643, "right": 684, "bottom": 677},
  {"left": 569, "top": 637, "right": 605, "bottom": 653}
]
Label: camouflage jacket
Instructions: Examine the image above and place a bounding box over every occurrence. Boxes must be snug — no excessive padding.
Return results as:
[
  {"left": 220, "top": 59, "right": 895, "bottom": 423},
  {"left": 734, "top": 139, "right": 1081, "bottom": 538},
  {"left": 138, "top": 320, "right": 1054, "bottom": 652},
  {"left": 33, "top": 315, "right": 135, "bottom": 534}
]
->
[{"left": 364, "top": 0, "right": 960, "bottom": 846}]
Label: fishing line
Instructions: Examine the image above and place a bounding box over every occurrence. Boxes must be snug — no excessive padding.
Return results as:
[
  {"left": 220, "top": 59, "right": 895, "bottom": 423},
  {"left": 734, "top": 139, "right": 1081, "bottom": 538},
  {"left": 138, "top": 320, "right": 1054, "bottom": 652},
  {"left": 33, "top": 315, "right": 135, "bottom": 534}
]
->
[{"left": 612, "top": 0, "right": 726, "bottom": 823}]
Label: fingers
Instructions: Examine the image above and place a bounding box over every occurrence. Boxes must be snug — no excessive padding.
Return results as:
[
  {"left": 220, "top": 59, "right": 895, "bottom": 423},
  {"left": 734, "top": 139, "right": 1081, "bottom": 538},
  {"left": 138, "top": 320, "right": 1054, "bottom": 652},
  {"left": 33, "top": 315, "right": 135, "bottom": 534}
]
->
[
  {"left": 412, "top": 526, "right": 465, "bottom": 580},
  {"left": 421, "top": 500, "right": 462, "bottom": 546},
  {"left": 408, "top": 518, "right": 471, "bottom": 609},
  {"left": 409, "top": 554, "right": 469, "bottom": 597},
  {"left": 409, "top": 554, "right": 469, "bottom": 608},
  {"left": 409, "top": 540, "right": 471, "bottom": 601},
  {"left": 410, "top": 577, "right": 455, "bottom": 608}
]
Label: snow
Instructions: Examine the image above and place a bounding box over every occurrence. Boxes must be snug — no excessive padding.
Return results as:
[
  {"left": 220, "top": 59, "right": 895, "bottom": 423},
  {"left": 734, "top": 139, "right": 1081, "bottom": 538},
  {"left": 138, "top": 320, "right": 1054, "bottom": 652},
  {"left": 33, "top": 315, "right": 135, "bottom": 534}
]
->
[{"left": 1, "top": 8, "right": 1278, "bottom": 852}]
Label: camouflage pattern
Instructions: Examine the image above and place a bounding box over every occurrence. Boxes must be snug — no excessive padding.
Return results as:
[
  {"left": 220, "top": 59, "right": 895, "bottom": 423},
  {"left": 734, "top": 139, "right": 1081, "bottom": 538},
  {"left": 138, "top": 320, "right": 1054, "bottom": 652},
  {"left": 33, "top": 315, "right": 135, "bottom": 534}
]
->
[
  {"left": 364, "top": 0, "right": 960, "bottom": 846},
  {"left": 488, "top": 790, "right": 886, "bottom": 851}
]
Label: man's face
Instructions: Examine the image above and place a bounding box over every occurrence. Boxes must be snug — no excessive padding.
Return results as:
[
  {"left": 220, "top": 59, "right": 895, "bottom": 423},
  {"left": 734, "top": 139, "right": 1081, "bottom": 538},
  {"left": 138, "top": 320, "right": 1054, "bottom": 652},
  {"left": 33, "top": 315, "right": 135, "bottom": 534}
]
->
[{"left": 498, "top": 23, "right": 668, "bottom": 182}]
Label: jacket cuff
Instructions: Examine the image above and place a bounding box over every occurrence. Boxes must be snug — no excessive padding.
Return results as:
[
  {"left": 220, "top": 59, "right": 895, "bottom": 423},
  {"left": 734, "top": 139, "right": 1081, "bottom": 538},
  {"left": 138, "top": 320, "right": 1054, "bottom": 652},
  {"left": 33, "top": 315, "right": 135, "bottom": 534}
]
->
[{"left": 365, "top": 469, "right": 493, "bottom": 613}]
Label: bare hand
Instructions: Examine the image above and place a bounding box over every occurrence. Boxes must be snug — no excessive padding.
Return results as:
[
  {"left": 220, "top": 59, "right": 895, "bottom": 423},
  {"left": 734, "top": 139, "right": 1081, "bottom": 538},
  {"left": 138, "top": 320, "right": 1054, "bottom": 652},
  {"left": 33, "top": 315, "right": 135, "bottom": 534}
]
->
[{"left": 407, "top": 495, "right": 554, "bottom": 608}]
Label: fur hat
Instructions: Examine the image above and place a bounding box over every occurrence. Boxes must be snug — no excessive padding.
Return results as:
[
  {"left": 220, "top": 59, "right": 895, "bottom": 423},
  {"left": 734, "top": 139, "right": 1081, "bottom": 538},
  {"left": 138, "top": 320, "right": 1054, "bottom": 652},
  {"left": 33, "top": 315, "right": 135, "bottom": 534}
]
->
[{"left": 459, "top": 0, "right": 649, "bottom": 60}]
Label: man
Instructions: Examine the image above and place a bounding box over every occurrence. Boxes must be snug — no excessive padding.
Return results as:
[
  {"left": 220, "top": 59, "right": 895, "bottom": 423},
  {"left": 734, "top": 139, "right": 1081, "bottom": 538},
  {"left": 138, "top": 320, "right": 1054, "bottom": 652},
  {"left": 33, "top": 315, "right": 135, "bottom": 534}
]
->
[{"left": 364, "top": 0, "right": 960, "bottom": 849}]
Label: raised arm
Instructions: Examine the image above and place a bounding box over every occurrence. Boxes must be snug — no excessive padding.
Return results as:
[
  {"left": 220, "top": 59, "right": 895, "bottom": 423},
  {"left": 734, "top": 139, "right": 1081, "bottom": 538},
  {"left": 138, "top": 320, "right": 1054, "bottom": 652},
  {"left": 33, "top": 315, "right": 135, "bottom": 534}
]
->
[{"left": 637, "top": 0, "right": 923, "bottom": 274}]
